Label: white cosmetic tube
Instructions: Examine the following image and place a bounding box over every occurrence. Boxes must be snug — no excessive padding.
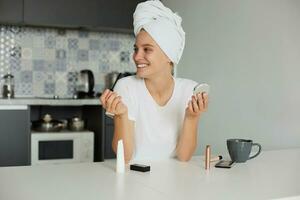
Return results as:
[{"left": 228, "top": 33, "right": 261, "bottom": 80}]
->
[{"left": 116, "top": 140, "right": 125, "bottom": 173}]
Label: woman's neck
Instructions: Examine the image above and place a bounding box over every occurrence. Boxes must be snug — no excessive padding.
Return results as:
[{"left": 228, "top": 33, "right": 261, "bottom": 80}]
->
[{"left": 144, "top": 75, "right": 175, "bottom": 106}]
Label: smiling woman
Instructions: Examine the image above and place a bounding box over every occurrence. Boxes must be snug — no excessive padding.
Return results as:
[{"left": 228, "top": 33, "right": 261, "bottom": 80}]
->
[{"left": 100, "top": 0, "right": 209, "bottom": 163}]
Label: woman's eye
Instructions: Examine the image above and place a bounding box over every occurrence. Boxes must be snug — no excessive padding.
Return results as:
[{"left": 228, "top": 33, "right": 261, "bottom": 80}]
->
[
  {"left": 144, "top": 48, "right": 151, "bottom": 52},
  {"left": 133, "top": 47, "right": 138, "bottom": 52}
]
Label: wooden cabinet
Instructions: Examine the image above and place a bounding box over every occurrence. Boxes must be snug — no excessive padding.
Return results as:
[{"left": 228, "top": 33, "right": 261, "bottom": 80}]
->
[
  {"left": 0, "top": 0, "right": 23, "bottom": 24},
  {"left": 24, "top": 0, "right": 102, "bottom": 28},
  {"left": 0, "top": 0, "right": 143, "bottom": 32},
  {"left": 0, "top": 105, "right": 30, "bottom": 167},
  {"left": 104, "top": 116, "right": 116, "bottom": 158},
  {"left": 95, "top": 0, "right": 143, "bottom": 31},
  {"left": 23, "top": 0, "right": 143, "bottom": 32}
]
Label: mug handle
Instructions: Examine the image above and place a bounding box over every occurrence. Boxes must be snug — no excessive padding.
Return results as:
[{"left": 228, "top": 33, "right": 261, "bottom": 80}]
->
[{"left": 249, "top": 143, "right": 262, "bottom": 160}]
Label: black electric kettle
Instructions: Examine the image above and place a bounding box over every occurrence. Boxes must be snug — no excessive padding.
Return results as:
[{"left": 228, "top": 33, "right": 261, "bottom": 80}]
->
[{"left": 76, "top": 69, "right": 95, "bottom": 98}]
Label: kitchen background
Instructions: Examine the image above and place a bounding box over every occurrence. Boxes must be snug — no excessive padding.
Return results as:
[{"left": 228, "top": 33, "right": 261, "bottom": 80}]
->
[{"left": 0, "top": 25, "right": 135, "bottom": 97}]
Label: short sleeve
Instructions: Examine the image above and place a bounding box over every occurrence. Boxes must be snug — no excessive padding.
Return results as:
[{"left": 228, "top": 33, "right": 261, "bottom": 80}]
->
[{"left": 113, "top": 78, "right": 137, "bottom": 121}]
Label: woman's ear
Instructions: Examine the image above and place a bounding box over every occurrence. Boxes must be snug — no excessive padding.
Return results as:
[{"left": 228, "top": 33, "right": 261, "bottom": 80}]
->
[
  {"left": 168, "top": 61, "right": 174, "bottom": 74},
  {"left": 166, "top": 58, "right": 172, "bottom": 64}
]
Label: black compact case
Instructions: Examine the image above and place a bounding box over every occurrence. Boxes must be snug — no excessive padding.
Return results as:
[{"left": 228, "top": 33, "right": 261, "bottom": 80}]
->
[
  {"left": 130, "top": 164, "right": 151, "bottom": 172},
  {"left": 215, "top": 160, "right": 235, "bottom": 168}
]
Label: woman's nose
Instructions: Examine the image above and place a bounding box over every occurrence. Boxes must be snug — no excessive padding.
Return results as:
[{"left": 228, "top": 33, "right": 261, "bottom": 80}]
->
[{"left": 133, "top": 50, "right": 143, "bottom": 61}]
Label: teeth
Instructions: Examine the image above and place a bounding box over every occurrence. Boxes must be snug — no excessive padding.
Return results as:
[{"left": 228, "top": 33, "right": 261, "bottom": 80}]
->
[{"left": 137, "top": 64, "right": 147, "bottom": 68}]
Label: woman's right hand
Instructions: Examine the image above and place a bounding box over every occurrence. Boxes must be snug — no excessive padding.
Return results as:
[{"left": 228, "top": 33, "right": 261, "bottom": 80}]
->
[{"left": 100, "top": 89, "right": 128, "bottom": 116}]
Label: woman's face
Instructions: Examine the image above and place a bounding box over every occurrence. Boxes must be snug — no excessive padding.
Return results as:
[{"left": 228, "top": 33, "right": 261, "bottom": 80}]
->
[{"left": 133, "top": 30, "right": 172, "bottom": 79}]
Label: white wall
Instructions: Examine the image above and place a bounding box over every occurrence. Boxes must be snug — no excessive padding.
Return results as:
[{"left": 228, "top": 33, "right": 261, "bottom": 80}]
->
[{"left": 164, "top": 0, "right": 300, "bottom": 155}]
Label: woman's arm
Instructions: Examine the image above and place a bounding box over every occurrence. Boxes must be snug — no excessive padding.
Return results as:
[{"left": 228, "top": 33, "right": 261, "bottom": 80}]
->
[
  {"left": 100, "top": 89, "right": 135, "bottom": 163},
  {"left": 112, "top": 112, "right": 134, "bottom": 163},
  {"left": 176, "top": 115, "right": 199, "bottom": 161},
  {"left": 176, "top": 93, "right": 208, "bottom": 161}
]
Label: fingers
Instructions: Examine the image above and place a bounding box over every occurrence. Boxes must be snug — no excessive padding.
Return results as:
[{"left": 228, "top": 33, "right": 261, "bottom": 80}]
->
[
  {"left": 106, "top": 92, "right": 119, "bottom": 111},
  {"left": 196, "top": 92, "right": 209, "bottom": 112},
  {"left": 192, "top": 95, "right": 200, "bottom": 112},
  {"left": 188, "top": 100, "right": 194, "bottom": 113},
  {"left": 100, "top": 89, "right": 120, "bottom": 112},
  {"left": 202, "top": 93, "right": 208, "bottom": 111},
  {"left": 187, "top": 92, "right": 209, "bottom": 115},
  {"left": 100, "top": 89, "right": 110, "bottom": 108},
  {"left": 110, "top": 96, "right": 122, "bottom": 112}
]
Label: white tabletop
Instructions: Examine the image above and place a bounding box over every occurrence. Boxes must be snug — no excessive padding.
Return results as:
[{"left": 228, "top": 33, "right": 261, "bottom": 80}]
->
[{"left": 0, "top": 148, "right": 300, "bottom": 200}]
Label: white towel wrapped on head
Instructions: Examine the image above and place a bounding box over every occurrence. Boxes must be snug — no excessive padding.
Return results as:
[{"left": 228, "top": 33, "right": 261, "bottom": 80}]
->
[{"left": 133, "top": 0, "right": 185, "bottom": 65}]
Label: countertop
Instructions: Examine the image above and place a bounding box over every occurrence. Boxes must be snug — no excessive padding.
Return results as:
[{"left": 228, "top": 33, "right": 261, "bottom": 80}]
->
[
  {"left": 0, "top": 148, "right": 299, "bottom": 200},
  {"left": 0, "top": 97, "right": 101, "bottom": 106}
]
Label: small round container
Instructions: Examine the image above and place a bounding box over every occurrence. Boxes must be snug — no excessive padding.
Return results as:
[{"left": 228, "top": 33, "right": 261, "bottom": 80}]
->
[{"left": 68, "top": 117, "right": 85, "bottom": 131}]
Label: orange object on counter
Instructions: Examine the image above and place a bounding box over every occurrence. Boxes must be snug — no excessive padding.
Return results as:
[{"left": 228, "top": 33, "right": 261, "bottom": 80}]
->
[{"left": 205, "top": 145, "right": 211, "bottom": 170}]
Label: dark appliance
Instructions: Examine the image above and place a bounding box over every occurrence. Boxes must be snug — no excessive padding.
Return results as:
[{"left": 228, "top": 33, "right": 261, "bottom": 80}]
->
[{"left": 76, "top": 69, "right": 95, "bottom": 98}]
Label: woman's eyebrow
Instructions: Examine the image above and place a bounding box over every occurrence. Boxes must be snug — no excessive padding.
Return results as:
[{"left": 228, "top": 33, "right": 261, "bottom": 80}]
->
[{"left": 134, "top": 44, "right": 154, "bottom": 48}]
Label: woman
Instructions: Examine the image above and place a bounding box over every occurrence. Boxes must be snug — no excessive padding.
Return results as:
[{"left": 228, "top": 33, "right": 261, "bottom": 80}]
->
[{"left": 100, "top": 0, "right": 208, "bottom": 163}]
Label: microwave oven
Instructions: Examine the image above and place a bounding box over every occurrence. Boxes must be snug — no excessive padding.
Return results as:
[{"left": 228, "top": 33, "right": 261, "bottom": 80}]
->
[{"left": 31, "top": 131, "right": 94, "bottom": 165}]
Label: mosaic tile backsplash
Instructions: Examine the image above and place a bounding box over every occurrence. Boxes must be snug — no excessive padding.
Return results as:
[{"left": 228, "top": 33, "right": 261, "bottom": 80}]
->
[{"left": 0, "top": 25, "right": 135, "bottom": 97}]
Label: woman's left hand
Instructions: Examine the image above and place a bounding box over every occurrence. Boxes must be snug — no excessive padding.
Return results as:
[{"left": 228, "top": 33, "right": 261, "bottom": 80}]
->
[{"left": 185, "top": 92, "right": 208, "bottom": 119}]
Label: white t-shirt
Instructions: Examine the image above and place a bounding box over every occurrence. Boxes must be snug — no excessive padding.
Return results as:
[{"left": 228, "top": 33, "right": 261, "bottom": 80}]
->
[{"left": 113, "top": 75, "right": 198, "bottom": 161}]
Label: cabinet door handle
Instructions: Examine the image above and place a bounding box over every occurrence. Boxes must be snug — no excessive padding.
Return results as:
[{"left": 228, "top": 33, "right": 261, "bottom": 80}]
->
[{"left": 0, "top": 105, "right": 28, "bottom": 110}]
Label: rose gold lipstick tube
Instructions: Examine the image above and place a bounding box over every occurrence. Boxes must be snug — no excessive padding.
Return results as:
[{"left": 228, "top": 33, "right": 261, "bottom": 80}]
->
[{"left": 205, "top": 145, "right": 211, "bottom": 170}]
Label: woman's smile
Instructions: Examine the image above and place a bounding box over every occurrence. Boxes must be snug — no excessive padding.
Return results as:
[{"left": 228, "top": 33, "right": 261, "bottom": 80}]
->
[{"left": 137, "top": 63, "right": 148, "bottom": 68}]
